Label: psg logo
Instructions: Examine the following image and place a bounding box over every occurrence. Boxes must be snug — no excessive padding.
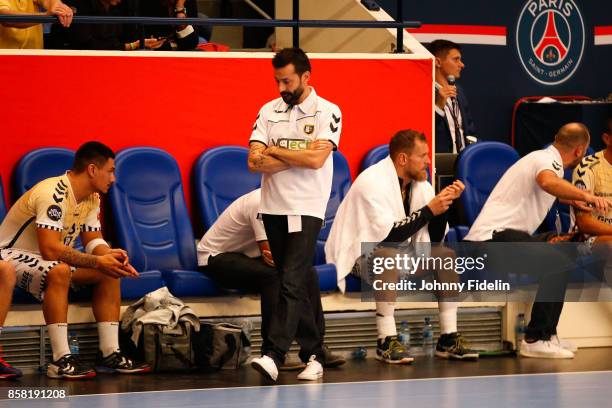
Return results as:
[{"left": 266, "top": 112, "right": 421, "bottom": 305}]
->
[{"left": 516, "top": 0, "right": 585, "bottom": 85}]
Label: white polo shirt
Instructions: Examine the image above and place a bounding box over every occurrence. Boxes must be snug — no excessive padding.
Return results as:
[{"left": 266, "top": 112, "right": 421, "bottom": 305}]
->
[
  {"left": 249, "top": 87, "right": 342, "bottom": 220},
  {"left": 465, "top": 145, "right": 565, "bottom": 241},
  {"left": 196, "top": 189, "right": 267, "bottom": 266}
]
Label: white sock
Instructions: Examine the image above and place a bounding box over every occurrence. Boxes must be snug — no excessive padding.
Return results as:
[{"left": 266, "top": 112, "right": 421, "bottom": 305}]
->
[
  {"left": 98, "top": 322, "right": 120, "bottom": 357},
  {"left": 438, "top": 301, "right": 458, "bottom": 334},
  {"left": 376, "top": 302, "right": 397, "bottom": 340},
  {"left": 47, "top": 323, "right": 70, "bottom": 361}
]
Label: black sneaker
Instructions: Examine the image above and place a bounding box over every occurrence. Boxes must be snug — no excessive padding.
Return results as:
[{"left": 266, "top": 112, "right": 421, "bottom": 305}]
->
[
  {"left": 376, "top": 336, "right": 414, "bottom": 364},
  {"left": 435, "top": 332, "right": 479, "bottom": 360},
  {"left": 0, "top": 353, "right": 22, "bottom": 379},
  {"left": 95, "top": 351, "right": 151, "bottom": 374},
  {"left": 47, "top": 354, "right": 96, "bottom": 379},
  {"left": 323, "top": 346, "right": 346, "bottom": 368}
]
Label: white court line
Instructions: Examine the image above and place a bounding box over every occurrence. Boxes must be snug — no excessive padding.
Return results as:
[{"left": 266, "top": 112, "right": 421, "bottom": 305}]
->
[{"left": 69, "top": 369, "right": 612, "bottom": 399}]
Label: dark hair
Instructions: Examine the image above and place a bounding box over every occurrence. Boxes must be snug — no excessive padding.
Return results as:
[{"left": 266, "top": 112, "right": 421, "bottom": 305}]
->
[
  {"left": 272, "top": 47, "right": 311, "bottom": 75},
  {"left": 606, "top": 117, "right": 612, "bottom": 135},
  {"left": 72, "top": 141, "right": 115, "bottom": 173},
  {"left": 427, "top": 39, "right": 461, "bottom": 58},
  {"left": 389, "top": 129, "right": 428, "bottom": 160}
]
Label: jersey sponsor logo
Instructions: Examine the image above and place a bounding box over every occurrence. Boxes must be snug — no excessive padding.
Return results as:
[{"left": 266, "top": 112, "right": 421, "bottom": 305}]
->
[
  {"left": 574, "top": 180, "right": 586, "bottom": 190},
  {"left": 47, "top": 205, "right": 63, "bottom": 222},
  {"left": 303, "top": 124, "right": 315, "bottom": 135},
  {"left": 274, "top": 138, "right": 311, "bottom": 151},
  {"left": 516, "top": 0, "right": 585, "bottom": 85}
]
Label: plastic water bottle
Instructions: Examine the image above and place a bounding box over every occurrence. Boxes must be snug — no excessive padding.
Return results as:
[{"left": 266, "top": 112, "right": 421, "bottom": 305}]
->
[
  {"left": 515, "top": 313, "right": 526, "bottom": 351},
  {"left": 398, "top": 321, "right": 411, "bottom": 351},
  {"left": 69, "top": 332, "right": 79, "bottom": 355},
  {"left": 422, "top": 317, "right": 434, "bottom": 357},
  {"left": 351, "top": 347, "right": 367, "bottom": 360}
]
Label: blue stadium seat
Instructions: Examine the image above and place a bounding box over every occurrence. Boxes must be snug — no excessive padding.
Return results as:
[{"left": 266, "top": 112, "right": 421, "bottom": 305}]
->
[
  {"left": 109, "top": 147, "right": 218, "bottom": 299},
  {"left": 360, "top": 144, "right": 389, "bottom": 171},
  {"left": 0, "top": 175, "right": 6, "bottom": 223},
  {"left": 456, "top": 142, "right": 520, "bottom": 226},
  {"left": 14, "top": 148, "right": 75, "bottom": 197},
  {"left": 194, "top": 146, "right": 260, "bottom": 231}
]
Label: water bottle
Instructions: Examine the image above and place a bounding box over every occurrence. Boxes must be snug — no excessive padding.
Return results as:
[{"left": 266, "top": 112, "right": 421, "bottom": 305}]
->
[
  {"left": 351, "top": 347, "right": 367, "bottom": 360},
  {"left": 69, "top": 332, "right": 79, "bottom": 355},
  {"left": 515, "top": 313, "right": 526, "bottom": 351},
  {"left": 398, "top": 321, "right": 411, "bottom": 351},
  {"left": 422, "top": 317, "right": 434, "bottom": 357}
]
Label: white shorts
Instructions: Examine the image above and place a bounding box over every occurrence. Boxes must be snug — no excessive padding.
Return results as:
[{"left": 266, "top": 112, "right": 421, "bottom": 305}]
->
[{"left": 0, "top": 248, "right": 76, "bottom": 301}]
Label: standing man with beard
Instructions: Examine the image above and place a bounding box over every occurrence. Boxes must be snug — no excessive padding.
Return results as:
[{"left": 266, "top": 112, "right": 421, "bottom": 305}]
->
[{"left": 247, "top": 48, "right": 341, "bottom": 381}]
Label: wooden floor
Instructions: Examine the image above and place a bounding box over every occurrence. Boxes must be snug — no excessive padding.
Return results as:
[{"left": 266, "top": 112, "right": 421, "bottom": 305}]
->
[{"left": 9, "top": 347, "right": 612, "bottom": 397}]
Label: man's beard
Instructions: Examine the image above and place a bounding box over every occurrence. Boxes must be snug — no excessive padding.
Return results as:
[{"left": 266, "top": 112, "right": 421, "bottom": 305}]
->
[
  {"left": 281, "top": 86, "right": 304, "bottom": 105},
  {"left": 409, "top": 168, "right": 428, "bottom": 182}
]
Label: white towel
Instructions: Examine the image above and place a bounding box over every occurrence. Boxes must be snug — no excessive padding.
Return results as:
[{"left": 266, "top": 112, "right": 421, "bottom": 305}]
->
[{"left": 325, "top": 156, "right": 442, "bottom": 292}]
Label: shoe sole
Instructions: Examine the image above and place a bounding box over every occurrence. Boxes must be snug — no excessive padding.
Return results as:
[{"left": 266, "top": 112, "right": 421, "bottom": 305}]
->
[
  {"left": 279, "top": 364, "right": 306, "bottom": 371},
  {"left": 435, "top": 351, "right": 479, "bottom": 360},
  {"left": 0, "top": 374, "right": 20, "bottom": 379},
  {"left": 251, "top": 361, "right": 278, "bottom": 381},
  {"left": 324, "top": 358, "right": 347, "bottom": 368},
  {"left": 46, "top": 371, "right": 97, "bottom": 380},
  {"left": 519, "top": 350, "right": 574, "bottom": 359},
  {"left": 375, "top": 355, "right": 414, "bottom": 364},
  {"left": 95, "top": 366, "right": 152, "bottom": 374},
  {"left": 297, "top": 372, "right": 323, "bottom": 381}
]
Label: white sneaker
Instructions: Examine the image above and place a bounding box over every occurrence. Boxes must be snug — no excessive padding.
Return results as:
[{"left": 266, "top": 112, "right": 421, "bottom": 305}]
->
[
  {"left": 519, "top": 340, "right": 574, "bottom": 359},
  {"left": 297, "top": 355, "right": 323, "bottom": 381},
  {"left": 251, "top": 355, "right": 278, "bottom": 381},
  {"left": 551, "top": 335, "right": 578, "bottom": 352}
]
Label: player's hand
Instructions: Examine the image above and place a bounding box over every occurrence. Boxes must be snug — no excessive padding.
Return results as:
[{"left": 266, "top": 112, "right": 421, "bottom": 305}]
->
[
  {"left": 96, "top": 254, "right": 135, "bottom": 278},
  {"left": 571, "top": 200, "right": 593, "bottom": 213},
  {"left": 262, "top": 249, "right": 275, "bottom": 267},
  {"left": 144, "top": 37, "right": 165, "bottom": 49},
  {"left": 435, "top": 84, "right": 457, "bottom": 110},
  {"left": 441, "top": 180, "right": 465, "bottom": 200},
  {"left": 584, "top": 193, "right": 611, "bottom": 213},
  {"left": 427, "top": 190, "right": 454, "bottom": 216},
  {"left": 109, "top": 248, "right": 129, "bottom": 265}
]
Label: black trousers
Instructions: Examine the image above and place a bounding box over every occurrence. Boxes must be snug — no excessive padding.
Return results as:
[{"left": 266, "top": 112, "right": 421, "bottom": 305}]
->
[
  {"left": 200, "top": 251, "right": 325, "bottom": 362},
  {"left": 489, "top": 229, "right": 571, "bottom": 340},
  {"left": 261, "top": 214, "right": 325, "bottom": 364}
]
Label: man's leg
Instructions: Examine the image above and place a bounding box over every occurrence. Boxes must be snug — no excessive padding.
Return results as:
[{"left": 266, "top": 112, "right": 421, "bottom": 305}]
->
[
  {"left": 0, "top": 260, "right": 21, "bottom": 379},
  {"left": 71, "top": 268, "right": 150, "bottom": 374}
]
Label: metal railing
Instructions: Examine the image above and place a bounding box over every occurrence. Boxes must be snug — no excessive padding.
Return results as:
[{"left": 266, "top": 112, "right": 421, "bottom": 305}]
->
[{"left": 0, "top": 0, "right": 420, "bottom": 53}]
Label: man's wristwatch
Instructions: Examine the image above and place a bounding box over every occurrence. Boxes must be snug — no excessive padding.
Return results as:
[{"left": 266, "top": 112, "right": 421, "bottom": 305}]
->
[{"left": 174, "top": 7, "right": 186, "bottom": 15}]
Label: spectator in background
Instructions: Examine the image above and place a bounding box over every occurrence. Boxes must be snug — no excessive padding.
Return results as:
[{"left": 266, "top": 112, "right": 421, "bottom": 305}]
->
[
  {"left": 123, "top": 0, "right": 201, "bottom": 51},
  {"left": 428, "top": 39, "right": 477, "bottom": 154},
  {"left": 48, "top": 0, "right": 164, "bottom": 50},
  {"left": 0, "top": 0, "right": 72, "bottom": 49}
]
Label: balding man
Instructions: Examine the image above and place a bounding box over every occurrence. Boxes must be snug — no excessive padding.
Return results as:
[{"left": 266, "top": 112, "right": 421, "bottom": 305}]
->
[{"left": 466, "top": 123, "right": 611, "bottom": 358}]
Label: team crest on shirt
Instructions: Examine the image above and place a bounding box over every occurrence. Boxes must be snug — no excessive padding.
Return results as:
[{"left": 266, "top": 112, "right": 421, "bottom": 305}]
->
[
  {"left": 574, "top": 180, "right": 586, "bottom": 190},
  {"left": 47, "top": 205, "right": 63, "bottom": 221},
  {"left": 303, "top": 124, "right": 315, "bottom": 135},
  {"left": 516, "top": 0, "right": 585, "bottom": 85}
]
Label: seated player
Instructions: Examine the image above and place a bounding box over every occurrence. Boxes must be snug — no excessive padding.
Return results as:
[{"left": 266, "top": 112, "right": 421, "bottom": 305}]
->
[
  {"left": 0, "top": 260, "right": 22, "bottom": 379},
  {"left": 326, "top": 130, "right": 478, "bottom": 364},
  {"left": 197, "top": 188, "right": 345, "bottom": 379},
  {"left": 0, "top": 142, "right": 150, "bottom": 379}
]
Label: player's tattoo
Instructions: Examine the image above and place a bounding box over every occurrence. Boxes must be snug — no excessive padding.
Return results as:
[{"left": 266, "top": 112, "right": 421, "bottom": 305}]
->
[{"left": 59, "top": 247, "right": 97, "bottom": 269}]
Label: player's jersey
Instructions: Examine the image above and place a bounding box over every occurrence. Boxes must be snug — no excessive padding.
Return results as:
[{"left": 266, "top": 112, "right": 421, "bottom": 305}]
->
[
  {"left": 0, "top": 174, "right": 101, "bottom": 254},
  {"left": 572, "top": 150, "right": 612, "bottom": 226}
]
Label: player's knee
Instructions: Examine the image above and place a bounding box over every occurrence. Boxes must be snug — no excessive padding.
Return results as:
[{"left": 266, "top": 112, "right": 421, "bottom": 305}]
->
[
  {"left": 46, "top": 263, "right": 72, "bottom": 289},
  {"left": 0, "top": 262, "right": 16, "bottom": 287}
]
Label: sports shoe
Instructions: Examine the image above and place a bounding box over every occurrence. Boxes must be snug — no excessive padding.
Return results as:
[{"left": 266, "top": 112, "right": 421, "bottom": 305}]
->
[
  {"left": 251, "top": 355, "right": 278, "bottom": 381},
  {"left": 435, "top": 332, "right": 479, "bottom": 360},
  {"left": 519, "top": 339, "right": 574, "bottom": 359},
  {"left": 95, "top": 351, "right": 151, "bottom": 374},
  {"left": 376, "top": 336, "right": 414, "bottom": 364},
  {"left": 323, "top": 346, "right": 346, "bottom": 368},
  {"left": 47, "top": 354, "right": 96, "bottom": 379},
  {"left": 0, "top": 354, "right": 22, "bottom": 379},
  {"left": 297, "top": 355, "right": 323, "bottom": 381},
  {"left": 551, "top": 335, "right": 578, "bottom": 352}
]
